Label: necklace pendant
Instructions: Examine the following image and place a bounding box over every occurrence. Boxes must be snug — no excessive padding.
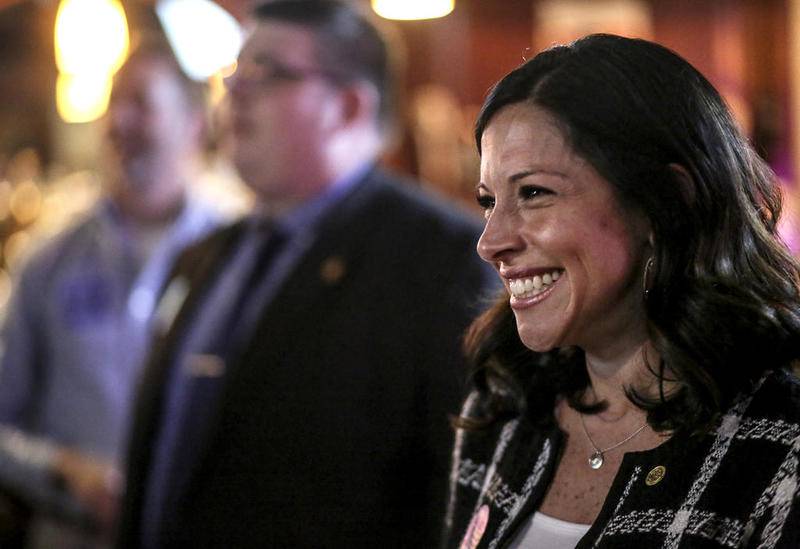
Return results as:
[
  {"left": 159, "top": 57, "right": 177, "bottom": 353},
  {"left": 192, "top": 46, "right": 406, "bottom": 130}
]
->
[{"left": 589, "top": 451, "right": 604, "bottom": 469}]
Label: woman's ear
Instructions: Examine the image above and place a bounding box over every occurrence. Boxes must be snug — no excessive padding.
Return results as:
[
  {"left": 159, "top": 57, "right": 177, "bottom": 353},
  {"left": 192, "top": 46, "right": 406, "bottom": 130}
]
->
[{"left": 668, "top": 163, "right": 696, "bottom": 206}]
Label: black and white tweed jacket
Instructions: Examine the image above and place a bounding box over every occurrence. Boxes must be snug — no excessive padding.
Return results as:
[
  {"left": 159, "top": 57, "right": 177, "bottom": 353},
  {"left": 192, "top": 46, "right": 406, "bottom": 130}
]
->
[{"left": 443, "top": 369, "right": 800, "bottom": 548}]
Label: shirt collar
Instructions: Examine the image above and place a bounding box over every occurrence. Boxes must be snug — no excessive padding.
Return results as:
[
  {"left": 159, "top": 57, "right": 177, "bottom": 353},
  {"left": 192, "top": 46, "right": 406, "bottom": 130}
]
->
[{"left": 249, "top": 162, "right": 374, "bottom": 236}]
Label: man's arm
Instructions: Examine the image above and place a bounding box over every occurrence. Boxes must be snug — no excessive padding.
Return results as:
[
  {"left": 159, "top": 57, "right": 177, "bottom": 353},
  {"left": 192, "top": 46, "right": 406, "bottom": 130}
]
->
[{"left": 0, "top": 260, "right": 121, "bottom": 530}]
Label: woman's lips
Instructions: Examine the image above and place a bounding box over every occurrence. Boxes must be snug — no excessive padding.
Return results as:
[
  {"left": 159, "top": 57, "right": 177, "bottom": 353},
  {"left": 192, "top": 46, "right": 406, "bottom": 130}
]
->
[{"left": 505, "top": 269, "right": 563, "bottom": 308}]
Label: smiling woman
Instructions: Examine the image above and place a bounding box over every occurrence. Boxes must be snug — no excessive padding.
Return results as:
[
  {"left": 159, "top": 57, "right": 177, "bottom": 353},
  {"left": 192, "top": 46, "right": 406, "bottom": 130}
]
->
[
  {"left": 444, "top": 34, "right": 800, "bottom": 549},
  {"left": 476, "top": 104, "right": 651, "bottom": 356}
]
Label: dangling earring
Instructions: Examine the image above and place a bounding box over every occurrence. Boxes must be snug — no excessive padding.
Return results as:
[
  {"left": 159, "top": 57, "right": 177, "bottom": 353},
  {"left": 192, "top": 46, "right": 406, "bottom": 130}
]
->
[{"left": 643, "top": 257, "right": 655, "bottom": 299}]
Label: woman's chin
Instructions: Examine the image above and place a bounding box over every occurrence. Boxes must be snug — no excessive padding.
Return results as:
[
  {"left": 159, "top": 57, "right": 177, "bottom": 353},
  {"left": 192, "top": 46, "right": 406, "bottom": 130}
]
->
[{"left": 516, "top": 326, "right": 562, "bottom": 354}]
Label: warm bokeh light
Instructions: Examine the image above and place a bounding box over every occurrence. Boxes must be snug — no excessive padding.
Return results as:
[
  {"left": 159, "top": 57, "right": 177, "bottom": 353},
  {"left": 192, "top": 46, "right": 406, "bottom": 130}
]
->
[
  {"left": 54, "top": 0, "right": 128, "bottom": 123},
  {"left": 54, "top": 0, "right": 129, "bottom": 75},
  {"left": 4, "top": 231, "right": 31, "bottom": 271},
  {"left": 9, "top": 181, "right": 42, "bottom": 226},
  {"left": 56, "top": 72, "right": 113, "bottom": 124},
  {"left": 219, "top": 60, "right": 238, "bottom": 79},
  {"left": 208, "top": 71, "right": 227, "bottom": 107},
  {"left": 0, "top": 181, "right": 13, "bottom": 223},
  {"left": 156, "top": 0, "right": 243, "bottom": 81},
  {"left": 36, "top": 170, "right": 102, "bottom": 237},
  {"left": 208, "top": 62, "right": 237, "bottom": 106},
  {"left": 371, "top": 0, "right": 454, "bottom": 20},
  {"left": 0, "top": 269, "right": 12, "bottom": 312}
]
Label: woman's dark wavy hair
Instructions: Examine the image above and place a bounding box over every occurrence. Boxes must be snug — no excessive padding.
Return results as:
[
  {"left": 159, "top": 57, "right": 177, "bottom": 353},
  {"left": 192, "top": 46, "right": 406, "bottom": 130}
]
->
[{"left": 463, "top": 34, "right": 800, "bottom": 435}]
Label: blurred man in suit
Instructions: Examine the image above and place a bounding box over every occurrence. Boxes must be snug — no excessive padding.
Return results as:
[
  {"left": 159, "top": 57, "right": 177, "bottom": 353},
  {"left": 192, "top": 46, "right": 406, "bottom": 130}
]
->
[
  {"left": 117, "top": 1, "right": 495, "bottom": 547},
  {"left": 0, "top": 37, "right": 219, "bottom": 548}
]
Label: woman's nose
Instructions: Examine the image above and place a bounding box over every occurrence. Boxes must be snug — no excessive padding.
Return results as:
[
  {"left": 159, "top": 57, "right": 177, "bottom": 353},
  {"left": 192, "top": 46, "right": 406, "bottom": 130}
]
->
[{"left": 477, "top": 210, "right": 522, "bottom": 264}]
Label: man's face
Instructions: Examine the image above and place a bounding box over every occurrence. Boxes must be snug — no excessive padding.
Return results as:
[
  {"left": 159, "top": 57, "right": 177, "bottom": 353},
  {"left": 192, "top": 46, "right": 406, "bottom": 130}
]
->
[
  {"left": 228, "top": 21, "right": 345, "bottom": 203},
  {"left": 107, "top": 56, "right": 198, "bottom": 192}
]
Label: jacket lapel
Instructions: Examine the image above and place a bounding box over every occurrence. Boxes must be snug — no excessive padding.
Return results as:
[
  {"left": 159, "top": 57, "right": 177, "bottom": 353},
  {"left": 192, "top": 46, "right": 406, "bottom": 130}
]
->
[
  {"left": 179, "top": 173, "right": 385, "bottom": 494},
  {"left": 120, "top": 221, "right": 247, "bottom": 542},
  {"left": 460, "top": 419, "right": 562, "bottom": 549},
  {"left": 248, "top": 171, "right": 384, "bottom": 335}
]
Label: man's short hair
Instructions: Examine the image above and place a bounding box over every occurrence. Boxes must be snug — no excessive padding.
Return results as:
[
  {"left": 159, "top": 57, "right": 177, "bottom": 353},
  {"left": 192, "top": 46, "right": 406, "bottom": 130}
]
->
[{"left": 253, "top": 0, "right": 396, "bottom": 128}]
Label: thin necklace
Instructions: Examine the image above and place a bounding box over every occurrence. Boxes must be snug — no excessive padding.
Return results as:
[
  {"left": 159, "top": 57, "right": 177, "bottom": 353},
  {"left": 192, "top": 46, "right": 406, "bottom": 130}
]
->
[{"left": 579, "top": 413, "right": 647, "bottom": 470}]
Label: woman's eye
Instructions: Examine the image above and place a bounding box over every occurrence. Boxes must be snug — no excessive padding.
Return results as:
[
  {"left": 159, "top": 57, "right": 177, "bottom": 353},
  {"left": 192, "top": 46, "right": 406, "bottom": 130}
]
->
[
  {"left": 519, "top": 185, "right": 550, "bottom": 200},
  {"left": 476, "top": 193, "right": 495, "bottom": 212}
]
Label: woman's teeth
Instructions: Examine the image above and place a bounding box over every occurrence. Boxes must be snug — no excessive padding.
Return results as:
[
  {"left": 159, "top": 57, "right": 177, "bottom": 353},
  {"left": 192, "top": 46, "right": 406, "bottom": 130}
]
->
[{"left": 508, "top": 270, "right": 561, "bottom": 298}]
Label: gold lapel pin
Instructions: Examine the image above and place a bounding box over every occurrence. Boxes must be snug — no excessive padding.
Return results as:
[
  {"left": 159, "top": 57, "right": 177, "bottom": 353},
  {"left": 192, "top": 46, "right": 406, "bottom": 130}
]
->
[{"left": 645, "top": 465, "right": 666, "bottom": 486}]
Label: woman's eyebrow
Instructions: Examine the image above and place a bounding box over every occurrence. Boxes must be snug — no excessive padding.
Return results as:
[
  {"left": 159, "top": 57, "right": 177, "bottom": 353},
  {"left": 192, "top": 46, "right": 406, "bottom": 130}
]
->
[{"left": 509, "top": 169, "right": 566, "bottom": 183}]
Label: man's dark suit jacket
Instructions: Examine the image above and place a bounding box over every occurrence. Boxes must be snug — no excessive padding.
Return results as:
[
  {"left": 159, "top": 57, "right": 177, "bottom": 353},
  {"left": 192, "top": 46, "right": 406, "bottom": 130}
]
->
[{"left": 117, "top": 169, "right": 496, "bottom": 548}]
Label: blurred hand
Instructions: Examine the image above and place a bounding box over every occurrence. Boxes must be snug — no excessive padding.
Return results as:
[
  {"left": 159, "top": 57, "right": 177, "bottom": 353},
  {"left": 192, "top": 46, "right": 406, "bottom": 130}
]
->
[{"left": 53, "top": 448, "right": 123, "bottom": 534}]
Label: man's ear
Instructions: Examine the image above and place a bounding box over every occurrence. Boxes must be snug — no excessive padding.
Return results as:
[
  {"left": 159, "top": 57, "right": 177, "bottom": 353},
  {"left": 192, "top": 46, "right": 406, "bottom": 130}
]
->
[{"left": 338, "top": 81, "right": 380, "bottom": 128}]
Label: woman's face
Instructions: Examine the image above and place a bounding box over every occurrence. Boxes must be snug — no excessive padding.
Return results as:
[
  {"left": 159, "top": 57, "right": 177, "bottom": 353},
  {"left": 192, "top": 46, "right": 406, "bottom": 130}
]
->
[{"left": 477, "top": 103, "right": 651, "bottom": 359}]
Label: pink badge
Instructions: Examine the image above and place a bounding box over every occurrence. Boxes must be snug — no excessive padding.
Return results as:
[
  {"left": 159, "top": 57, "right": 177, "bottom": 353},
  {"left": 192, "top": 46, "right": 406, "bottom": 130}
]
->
[{"left": 460, "top": 505, "right": 490, "bottom": 549}]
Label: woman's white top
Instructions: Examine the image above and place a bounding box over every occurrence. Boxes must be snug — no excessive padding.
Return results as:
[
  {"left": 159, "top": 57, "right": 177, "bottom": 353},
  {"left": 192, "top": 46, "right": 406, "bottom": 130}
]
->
[{"left": 507, "top": 512, "right": 591, "bottom": 549}]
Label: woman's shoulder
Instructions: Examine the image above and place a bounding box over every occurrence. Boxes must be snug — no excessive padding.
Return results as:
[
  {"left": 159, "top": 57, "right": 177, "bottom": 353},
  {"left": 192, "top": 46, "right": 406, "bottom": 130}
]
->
[
  {"left": 453, "top": 391, "right": 523, "bottom": 464},
  {"left": 454, "top": 392, "right": 507, "bottom": 448},
  {"left": 744, "top": 368, "right": 800, "bottom": 424},
  {"left": 696, "top": 368, "right": 800, "bottom": 460},
  {"left": 659, "top": 368, "right": 800, "bottom": 547},
  {"left": 452, "top": 390, "right": 559, "bottom": 489}
]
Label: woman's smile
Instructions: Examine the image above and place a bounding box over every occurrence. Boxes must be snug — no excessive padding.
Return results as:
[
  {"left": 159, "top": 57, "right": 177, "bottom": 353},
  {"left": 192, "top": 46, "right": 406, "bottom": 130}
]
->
[{"left": 504, "top": 268, "right": 563, "bottom": 306}]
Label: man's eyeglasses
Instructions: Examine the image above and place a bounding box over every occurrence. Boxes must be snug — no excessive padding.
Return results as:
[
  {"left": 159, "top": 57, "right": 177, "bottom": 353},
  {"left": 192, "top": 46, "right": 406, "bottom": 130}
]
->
[{"left": 226, "top": 55, "right": 346, "bottom": 91}]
